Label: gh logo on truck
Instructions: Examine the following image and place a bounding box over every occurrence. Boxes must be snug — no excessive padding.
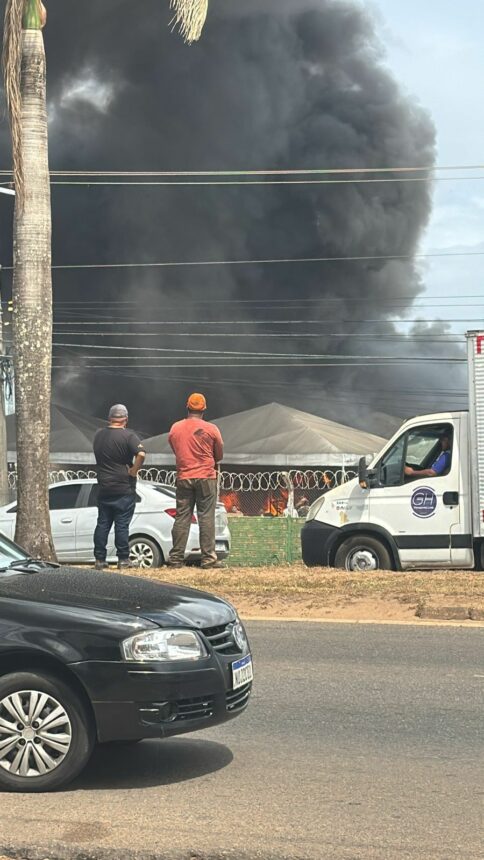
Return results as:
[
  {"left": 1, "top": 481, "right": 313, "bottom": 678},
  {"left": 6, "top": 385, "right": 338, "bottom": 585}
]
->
[{"left": 411, "top": 487, "right": 437, "bottom": 519}]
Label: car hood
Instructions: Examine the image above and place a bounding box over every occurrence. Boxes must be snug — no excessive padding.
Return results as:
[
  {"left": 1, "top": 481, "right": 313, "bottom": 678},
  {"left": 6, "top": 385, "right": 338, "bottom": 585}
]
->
[{"left": 0, "top": 566, "right": 235, "bottom": 629}]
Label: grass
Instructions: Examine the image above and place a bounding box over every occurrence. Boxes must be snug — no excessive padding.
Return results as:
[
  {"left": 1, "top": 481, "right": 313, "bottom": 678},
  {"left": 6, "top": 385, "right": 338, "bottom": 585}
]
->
[{"left": 124, "top": 564, "right": 484, "bottom": 606}]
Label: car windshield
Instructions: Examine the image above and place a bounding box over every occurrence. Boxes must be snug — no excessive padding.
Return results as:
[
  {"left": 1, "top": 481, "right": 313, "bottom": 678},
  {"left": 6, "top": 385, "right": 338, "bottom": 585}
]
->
[{"left": 0, "top": 532, "right": 29, "bottom": 569}]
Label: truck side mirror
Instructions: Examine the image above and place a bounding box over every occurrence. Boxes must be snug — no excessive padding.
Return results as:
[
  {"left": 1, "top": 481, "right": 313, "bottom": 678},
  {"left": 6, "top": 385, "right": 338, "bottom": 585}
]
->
[
  {"left": 358, "top": 456, "right": 369, "bottom": 489},
  {"left": 358, "top": 456, "right": 378, "bottom": 490}
]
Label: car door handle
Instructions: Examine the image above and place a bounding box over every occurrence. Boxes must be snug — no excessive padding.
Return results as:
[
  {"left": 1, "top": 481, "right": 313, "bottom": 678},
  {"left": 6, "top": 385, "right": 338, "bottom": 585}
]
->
[
  {"left": 443, "top": 491, "right": 459, "bottom": 506},
  {"left": 60, "top": 517, "right": 73, "bottom": 523}
]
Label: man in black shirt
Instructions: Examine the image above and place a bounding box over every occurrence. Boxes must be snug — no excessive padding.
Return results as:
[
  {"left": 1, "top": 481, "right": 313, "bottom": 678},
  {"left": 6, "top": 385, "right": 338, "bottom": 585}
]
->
[{"left": 93, "top": 404, "right": 146, "bottom": 570}]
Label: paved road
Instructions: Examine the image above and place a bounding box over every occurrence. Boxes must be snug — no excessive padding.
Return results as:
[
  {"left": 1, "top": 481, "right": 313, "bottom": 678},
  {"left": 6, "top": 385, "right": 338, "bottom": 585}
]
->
[{"left": 1, "top": 622, "right": 483, "bottom": 860}]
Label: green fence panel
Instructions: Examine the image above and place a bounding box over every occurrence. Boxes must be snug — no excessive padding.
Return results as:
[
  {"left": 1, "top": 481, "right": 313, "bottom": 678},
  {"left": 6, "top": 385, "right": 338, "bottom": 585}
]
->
[{"left": 228, "top": 517, "right": 304, "bottom": 567}]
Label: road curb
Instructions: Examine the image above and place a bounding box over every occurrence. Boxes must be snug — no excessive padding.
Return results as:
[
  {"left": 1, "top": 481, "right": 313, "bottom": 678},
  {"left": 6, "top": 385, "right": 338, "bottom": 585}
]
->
[
  {"left": 0, "top": 845, "right": 306, "bottom": 860},
  {"left": 415, "top": 605, "right": 484, "bottom": 621},
  {"left": 240, "top": 614, "right": 484, "bottom": 627}
]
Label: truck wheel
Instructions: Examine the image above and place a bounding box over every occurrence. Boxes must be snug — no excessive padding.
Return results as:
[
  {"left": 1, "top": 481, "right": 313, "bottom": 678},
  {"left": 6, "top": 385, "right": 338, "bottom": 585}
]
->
[
  {"left": 129, "top": 537, "right": 163, "bottom": 569},
  {"left": 334, "top": 536, "right": 392, "bottom": 572},
  {"left": 0, "top": 671, "right": 94, "bottom": 793}
]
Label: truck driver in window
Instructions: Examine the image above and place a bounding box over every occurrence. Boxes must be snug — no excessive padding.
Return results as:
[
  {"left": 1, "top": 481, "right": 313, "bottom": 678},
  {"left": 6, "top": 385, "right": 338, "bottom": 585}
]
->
[{"left": 404, "top": 432, "right": 452, "bottom": 480}]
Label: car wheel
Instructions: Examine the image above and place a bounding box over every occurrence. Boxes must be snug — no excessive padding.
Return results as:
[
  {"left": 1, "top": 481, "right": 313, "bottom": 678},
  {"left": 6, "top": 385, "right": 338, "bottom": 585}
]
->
[
  {"left": 0, "top": 671, "right": 94, "bottom": 793},
  {"left": 129, "top": 537, "right": 162, "bottom": 569},
  {"left": 334, "top": 536, "right": 392, "bottom": 572}
]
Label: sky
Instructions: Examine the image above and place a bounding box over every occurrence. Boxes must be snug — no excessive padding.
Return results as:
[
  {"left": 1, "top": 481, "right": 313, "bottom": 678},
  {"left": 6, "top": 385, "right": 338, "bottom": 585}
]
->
[{"left": 370, "top": 0, "right": 484, "bottom": 316}]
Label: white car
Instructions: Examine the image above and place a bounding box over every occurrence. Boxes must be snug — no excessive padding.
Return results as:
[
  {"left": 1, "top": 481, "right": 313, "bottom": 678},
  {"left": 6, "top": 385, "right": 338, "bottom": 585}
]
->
[{"left": 0, "top": 479, "right": 231, "bottom": 568}]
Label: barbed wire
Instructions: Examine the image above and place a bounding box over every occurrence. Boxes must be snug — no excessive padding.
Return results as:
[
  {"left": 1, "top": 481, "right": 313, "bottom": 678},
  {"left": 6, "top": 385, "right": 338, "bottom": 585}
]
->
[
  {"left": 7, "top": 468, "right": 357, "bottom": 493},
  {"left": 7, "top": 469, "right": 97, "bottom": 489},
  {"left": 138, "top": 468, "right": 357, "bottom": 491}
]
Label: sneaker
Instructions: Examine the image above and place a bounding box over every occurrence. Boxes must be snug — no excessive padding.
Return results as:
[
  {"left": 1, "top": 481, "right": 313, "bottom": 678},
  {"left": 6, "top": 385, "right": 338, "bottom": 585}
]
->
[
  {"left": 94, "top": 560, "right": 106, "bottom": 571},
  {"left": 201, "top": 560, "right": 226, "bottom": 570},
  {"left": 168, "top": 560, "right": 184, "bottom": 569}
]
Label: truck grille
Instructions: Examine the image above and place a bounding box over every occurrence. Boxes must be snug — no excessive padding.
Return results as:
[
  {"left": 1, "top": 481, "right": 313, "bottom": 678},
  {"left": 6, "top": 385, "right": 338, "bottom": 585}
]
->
[
  {"left": 202, "top": 623, "right": 240, "bottom": 655},
  {"left": 226, "top": 682, "right": 252, "bottom": 712}
]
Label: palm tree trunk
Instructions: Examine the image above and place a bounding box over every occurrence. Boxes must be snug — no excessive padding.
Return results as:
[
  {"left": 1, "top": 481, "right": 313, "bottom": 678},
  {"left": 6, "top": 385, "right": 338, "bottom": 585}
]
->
[
  {"left": 0, "top": 300, "right": 10, "bottom": 508},
  {"left": 12, "top": 26, "right": 55, "bottom": 559},
  {"left": 2, "top": 0, "right": 209, "bottom": 560}
]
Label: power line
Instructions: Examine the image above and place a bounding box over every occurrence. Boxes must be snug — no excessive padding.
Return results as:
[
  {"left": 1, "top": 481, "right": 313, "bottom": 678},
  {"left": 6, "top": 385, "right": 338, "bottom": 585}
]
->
[
  {"left": 48, "top": 330, "right": 465, "bottom": 345},
  {"left": 51, "top": 359, "right": 465, "bottom": 368},
  {"left": 43, "top": 292, "right": 482, "bottom": 310},
  {"left": 71, "top": 368, "right": 465, "bottom": 401},
  {"left": 47, "top": 293, "right": 484, "bottom": 305},
  {"left": 50, "top": 318, "right": 481, "bottom": 326},
  {"left": 67, "top": 369, "right": 465, "bottom": 411},
  {"left": 3, "top": 250, "right": 484, "bottom": 272},
  {"left": 52, "top": 306, "right": 484, "bottom": 325},
  {"left": 40, "top": 176, "right": 484, "bottom": 186},
  {"left": 50, "top": 305, "right": 482, "bottom": 323},
  {"left": 65, "top": 364, "right": 465, "bottom": 393},
  {"left": 51, "top": 314, "right": 470, "bottom": 324},
  {"left": 51, "top": 342, "right": 466, "bottom": 361},
  {"left": 1, "top": 164, "right": 482, "bottom": 177}
]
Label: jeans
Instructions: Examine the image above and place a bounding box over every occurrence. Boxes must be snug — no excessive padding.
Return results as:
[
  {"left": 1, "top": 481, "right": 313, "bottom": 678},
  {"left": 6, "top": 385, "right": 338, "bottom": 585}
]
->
[
  {"left": 169, "top": 478, "right": 218, "bottom": 566},
  {"left": 94, "top": 493, "right": 136, "bottom": 562}
]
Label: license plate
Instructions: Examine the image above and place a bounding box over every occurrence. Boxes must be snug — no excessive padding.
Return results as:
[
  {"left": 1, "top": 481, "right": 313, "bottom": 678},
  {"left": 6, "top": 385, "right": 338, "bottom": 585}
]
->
[
  {"left": 232, "top": 654, "right": 253, "bottom": 690},
  {"left": 216, "top": 541, "right": 226, "bottom": 551}
]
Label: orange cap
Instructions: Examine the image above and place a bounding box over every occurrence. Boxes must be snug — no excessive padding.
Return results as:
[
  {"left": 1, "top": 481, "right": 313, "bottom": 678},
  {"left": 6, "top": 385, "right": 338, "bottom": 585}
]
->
[{"left": 187, "top": 392, "right": 207, "bottom": 412}]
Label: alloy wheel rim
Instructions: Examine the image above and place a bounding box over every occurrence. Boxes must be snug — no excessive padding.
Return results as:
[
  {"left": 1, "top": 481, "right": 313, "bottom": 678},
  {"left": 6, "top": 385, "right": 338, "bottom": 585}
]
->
[
  {"left": 0, "top": 690, "right": 72, "bottom": 778},
  {"left": 348, "top": 549, "right": 378, "bottom": 572},
  {"left": 130, "top": 542, "right": 154, "bottom": 568}
]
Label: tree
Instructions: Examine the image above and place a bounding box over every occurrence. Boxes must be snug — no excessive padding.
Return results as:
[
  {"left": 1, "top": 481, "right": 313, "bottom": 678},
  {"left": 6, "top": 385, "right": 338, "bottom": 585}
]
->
[{"left": 2, "top": 0, "right": 209, "bottom": 559}]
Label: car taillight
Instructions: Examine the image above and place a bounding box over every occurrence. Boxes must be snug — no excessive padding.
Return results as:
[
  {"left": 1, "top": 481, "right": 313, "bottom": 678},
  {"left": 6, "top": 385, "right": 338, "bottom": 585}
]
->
[{"left": 165, "top": 507, "right": 197, "bottom": 524}]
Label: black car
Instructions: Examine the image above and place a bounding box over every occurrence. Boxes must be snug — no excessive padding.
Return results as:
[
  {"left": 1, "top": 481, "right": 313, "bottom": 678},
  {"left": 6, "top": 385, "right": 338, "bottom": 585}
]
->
[{"left": 0, "top": 534, "right": 252, "bottom": 792}]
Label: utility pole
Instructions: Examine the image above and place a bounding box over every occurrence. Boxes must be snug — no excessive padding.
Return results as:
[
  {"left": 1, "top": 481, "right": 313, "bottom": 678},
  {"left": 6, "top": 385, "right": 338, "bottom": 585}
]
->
[{"left": 0, "top": 187, "right": 15, "bottom": 506}]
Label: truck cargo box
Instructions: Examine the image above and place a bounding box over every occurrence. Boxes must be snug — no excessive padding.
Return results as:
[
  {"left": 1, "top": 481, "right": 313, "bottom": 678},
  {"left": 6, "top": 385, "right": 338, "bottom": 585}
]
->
[{"left": 467, "top": 331, "right": 484, "bottom": 539}]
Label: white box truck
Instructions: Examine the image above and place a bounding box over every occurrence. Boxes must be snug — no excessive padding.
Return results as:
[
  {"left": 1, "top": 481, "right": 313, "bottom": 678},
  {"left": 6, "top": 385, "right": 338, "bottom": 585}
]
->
[{"left": 301, "top": 330, "right": 484, "bottom": 571}]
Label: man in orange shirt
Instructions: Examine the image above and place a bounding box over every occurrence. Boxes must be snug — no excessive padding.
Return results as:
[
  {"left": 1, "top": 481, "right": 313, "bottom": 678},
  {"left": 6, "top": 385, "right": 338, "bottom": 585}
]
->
[{"left": 168, "top": 393, "right": 224, "bottom": 569}]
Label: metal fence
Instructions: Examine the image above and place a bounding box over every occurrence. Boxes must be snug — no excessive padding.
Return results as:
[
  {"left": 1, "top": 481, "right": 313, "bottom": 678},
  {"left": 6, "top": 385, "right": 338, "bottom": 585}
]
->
[
  {"left": 7, "top": 466, "right": 357, "bottom": 517},
  {"left": 141, "top": 468, "right": 358, "bottom": 517}
]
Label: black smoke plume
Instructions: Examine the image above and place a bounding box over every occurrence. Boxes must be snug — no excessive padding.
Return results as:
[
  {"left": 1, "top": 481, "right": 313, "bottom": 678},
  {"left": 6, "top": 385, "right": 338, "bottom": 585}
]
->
[{"left": 0, "top": 0, "right": 464, "bottom": 435}]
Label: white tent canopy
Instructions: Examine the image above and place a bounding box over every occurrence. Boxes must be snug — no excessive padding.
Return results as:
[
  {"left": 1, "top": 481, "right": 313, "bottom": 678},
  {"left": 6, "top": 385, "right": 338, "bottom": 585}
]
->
[
  {"left": 7, "top": 403, "right": 146, "bottom": 465},
  {"left": 143, "top": 402, "right": 392, "bottom": 467}
]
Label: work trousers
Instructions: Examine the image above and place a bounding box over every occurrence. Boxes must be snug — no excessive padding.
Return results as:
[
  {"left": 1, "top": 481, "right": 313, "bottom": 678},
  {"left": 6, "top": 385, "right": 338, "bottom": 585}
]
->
[
  {"left": 94, "top": 493, "right": 136, "bottom": 561},
  {"left": 169, "top": 478, "right": 218, "bottom": 566}
]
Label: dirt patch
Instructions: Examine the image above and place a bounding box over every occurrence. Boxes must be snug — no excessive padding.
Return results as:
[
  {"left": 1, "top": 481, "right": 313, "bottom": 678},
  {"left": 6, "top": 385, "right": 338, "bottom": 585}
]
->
[{"left": 121, "top": 564, "right": 484, "bottom": 623}]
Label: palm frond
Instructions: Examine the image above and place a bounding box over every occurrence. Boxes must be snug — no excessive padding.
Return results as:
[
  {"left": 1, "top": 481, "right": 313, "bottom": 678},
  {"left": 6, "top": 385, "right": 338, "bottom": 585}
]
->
[
  {"left": 2, "top": 0, "right": 24, "bottom": 203},
  {"left": 170, "top": 0, "right": 208, "bottom": 43}
]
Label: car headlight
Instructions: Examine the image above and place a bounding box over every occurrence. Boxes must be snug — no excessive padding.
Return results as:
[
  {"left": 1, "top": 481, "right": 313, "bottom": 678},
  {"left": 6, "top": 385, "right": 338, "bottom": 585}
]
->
[
  {"left": 233, "top": 620, "right": 248, "bottom": 652},
  {"left": 122, "top": 629, "right": 207, "bottom": 662},
  {"left": 306, "top": 496, "right": 325, "bottom": 522}
]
